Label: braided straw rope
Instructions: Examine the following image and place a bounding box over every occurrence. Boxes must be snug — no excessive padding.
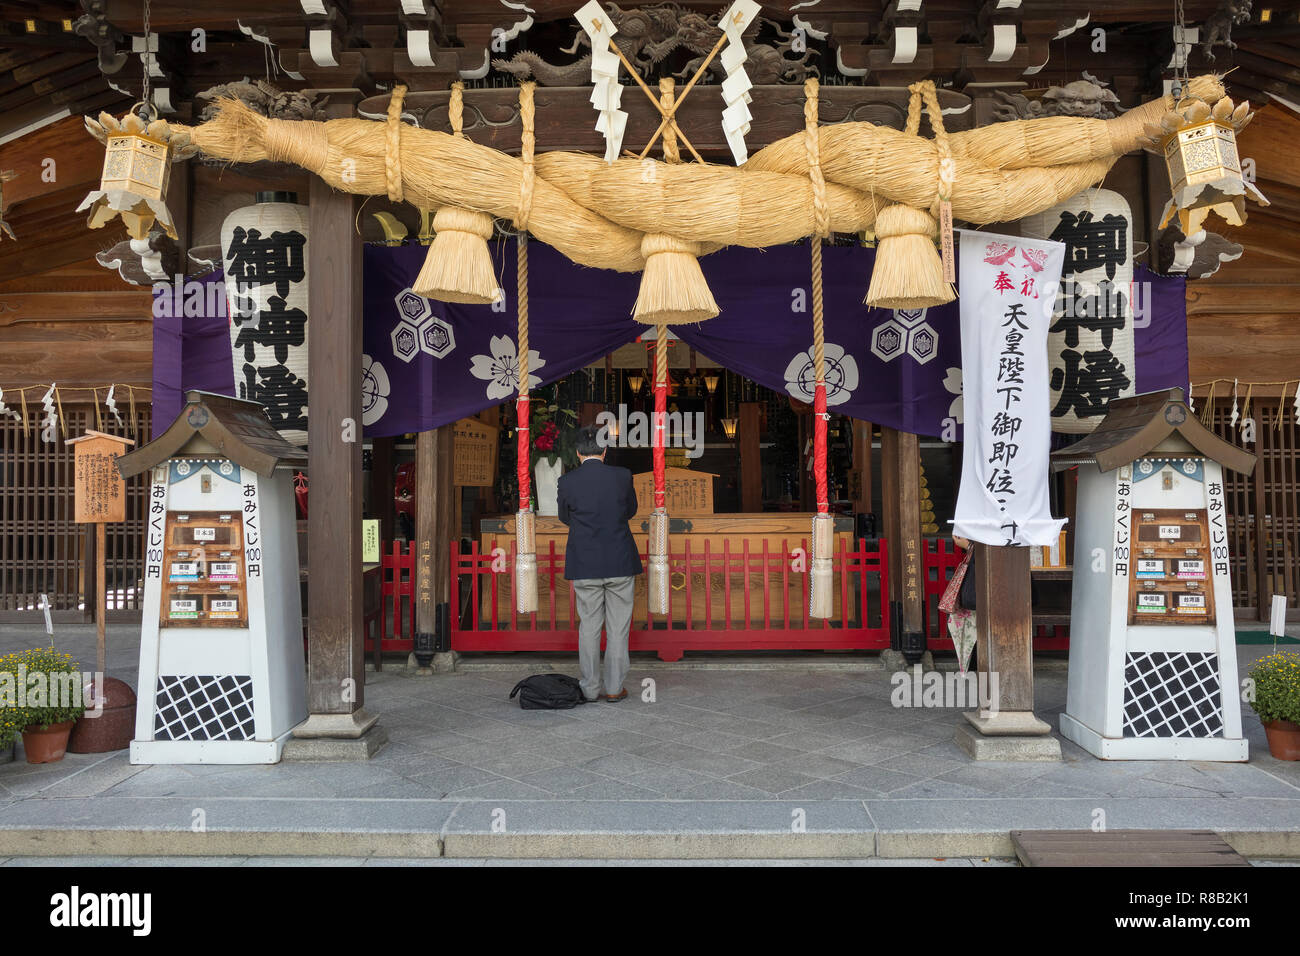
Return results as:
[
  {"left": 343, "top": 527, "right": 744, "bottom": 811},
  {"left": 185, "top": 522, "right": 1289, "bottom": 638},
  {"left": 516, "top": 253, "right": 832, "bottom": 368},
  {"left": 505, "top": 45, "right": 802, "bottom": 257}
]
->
[
  {"left": 805, "top": 78, "right": 834, "bottom": 620},
  {"left": 660, "top": 78, "right": 680, "bottom": 165},
  {"left": 384, "top": 84, "right": 406, "bottom": 203},
  {"left": 178, "top": 76, "right": 1230, "bottom": 306},
  {"left": 515, "top": 81, "right": 539, "bottom": 614}
]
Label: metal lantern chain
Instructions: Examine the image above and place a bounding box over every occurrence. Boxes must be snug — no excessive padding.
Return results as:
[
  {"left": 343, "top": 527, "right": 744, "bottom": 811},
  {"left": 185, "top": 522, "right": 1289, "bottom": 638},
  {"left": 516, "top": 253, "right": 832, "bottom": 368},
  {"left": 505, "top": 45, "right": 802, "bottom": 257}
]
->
[
  {"left": 1172, "top": 0, "right": 1188, "bottom": 102},
  {"left": 140, "top": 0, "right": 152, "bottom": 120}
]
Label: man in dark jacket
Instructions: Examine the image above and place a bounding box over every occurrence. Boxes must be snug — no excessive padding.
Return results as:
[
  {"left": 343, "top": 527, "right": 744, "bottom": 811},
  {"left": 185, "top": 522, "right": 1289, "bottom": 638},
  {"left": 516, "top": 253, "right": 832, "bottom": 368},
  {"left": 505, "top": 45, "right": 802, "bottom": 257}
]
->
[{"left": 557, "top": 425, "right": 643, "bottom": 701}]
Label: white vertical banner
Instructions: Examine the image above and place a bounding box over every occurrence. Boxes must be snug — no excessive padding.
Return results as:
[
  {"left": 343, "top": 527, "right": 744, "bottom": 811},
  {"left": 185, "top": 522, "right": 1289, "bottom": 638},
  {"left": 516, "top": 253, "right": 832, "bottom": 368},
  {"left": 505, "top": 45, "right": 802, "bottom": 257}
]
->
[{"left": 952, "top": 229, "right": 1068, "bottom": 547}]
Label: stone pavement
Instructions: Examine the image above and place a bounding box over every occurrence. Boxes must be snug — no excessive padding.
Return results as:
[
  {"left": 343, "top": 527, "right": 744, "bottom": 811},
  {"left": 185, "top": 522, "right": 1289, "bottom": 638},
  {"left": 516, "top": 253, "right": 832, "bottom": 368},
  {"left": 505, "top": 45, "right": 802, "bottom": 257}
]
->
[{"left": 1, "top": 622, "right": 1299, "bottom": 860}]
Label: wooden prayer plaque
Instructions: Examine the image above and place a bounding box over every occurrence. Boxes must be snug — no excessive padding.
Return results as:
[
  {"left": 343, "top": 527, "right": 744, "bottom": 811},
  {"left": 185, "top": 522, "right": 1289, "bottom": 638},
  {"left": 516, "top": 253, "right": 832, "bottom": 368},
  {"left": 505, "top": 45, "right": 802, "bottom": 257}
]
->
[
  {"left": 68, "top": 430, "right": 135, "bottom": 524},
  {"left": 453, "top": 417, "right": 499, "bottom": 488},
  {"left": 633, "top": 467, "right": 717, "bottom": 516}
]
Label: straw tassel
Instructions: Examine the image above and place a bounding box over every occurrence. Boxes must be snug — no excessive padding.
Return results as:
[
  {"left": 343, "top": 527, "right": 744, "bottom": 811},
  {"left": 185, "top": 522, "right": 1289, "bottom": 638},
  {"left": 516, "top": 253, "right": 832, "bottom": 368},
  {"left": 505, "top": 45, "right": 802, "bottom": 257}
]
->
[
  {"left": 415, "top": 82, "right": 501, "bottom": 306},
  {"left": 865, "top": 82, "right": 957, "bottom": 310},
  {"left": 805, "top": 79, "right": 834, "bottom": 621},
  {"left": 514, "top": 82, "right": 539, "bottom": 615}
]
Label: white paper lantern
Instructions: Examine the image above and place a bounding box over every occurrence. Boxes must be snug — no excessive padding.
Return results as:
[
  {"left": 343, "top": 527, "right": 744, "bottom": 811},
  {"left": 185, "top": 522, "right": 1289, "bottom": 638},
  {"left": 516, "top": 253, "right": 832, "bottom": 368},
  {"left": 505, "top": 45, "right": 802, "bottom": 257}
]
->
[
  {"left": 220, "top": 193, "right": 310, "bottom": 445},
  {"left": 1021, "top": 188, "right": 1136, "bottom": 435}
]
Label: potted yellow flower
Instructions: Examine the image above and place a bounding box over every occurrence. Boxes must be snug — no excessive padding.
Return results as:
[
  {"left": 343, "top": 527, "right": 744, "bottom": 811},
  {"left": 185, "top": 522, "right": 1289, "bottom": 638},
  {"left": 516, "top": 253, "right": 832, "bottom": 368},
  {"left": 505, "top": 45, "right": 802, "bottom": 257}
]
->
[
  {"left": 0, "top": 648, "right": 87, "bottom": 764},
  {"left": 1248, "top": 651, "right": 1300, "bottom": 760}
]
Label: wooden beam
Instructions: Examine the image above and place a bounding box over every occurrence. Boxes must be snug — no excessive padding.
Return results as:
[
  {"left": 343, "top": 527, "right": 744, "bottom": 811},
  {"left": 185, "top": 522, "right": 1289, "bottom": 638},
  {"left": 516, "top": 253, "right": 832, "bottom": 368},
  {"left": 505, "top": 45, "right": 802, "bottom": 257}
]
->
[
  {"left": 306, "top": 97, "right": 366, "bottom": 719},
  {"left": 0, "top": 114, "right": 107, "bottom": 208},
  {"left": 0, "top": 319, "right": 152, "bottom": 387},
  {"left": 0, "top": 290, "right": 151, "bottom": 324}
]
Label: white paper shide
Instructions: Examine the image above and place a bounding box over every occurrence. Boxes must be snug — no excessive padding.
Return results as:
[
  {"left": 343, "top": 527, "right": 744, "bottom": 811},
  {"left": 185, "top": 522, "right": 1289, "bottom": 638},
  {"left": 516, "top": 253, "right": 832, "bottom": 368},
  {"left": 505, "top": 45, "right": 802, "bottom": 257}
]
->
[
  {"left": 718, "top": 0, "right": 761, "bottom": 165},
  {"left": 575, "top": 1, "right": 627, "bottom": 164}
]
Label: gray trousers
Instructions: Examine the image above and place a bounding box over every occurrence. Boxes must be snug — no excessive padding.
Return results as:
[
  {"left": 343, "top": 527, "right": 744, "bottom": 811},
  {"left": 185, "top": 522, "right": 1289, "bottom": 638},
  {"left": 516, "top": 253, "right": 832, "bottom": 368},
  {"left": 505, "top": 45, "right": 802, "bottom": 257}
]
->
[{"left": 573, "top": 576, "right": 635, "bottom": 700}]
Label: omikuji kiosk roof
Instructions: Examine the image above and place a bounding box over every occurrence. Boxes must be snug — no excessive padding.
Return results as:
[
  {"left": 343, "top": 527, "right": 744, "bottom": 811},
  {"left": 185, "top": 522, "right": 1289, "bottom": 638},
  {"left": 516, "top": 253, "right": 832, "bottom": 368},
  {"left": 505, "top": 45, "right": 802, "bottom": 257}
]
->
[
  {"left": 115, "top": 390, "right": 308, "bottom": 479},
  {"left": 1051, "top": 388, "right": 1256, "bottom": 476}
]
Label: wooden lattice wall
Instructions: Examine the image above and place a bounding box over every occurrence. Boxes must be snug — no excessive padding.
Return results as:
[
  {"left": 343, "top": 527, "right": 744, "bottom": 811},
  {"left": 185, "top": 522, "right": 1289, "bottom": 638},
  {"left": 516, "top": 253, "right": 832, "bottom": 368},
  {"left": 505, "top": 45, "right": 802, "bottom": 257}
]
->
[
  {"left": 1206, "top": 398, "right": 1299, "bottom": 621},
  {"left": 0, "top": 402, "right": 151, "bottom": 620}
]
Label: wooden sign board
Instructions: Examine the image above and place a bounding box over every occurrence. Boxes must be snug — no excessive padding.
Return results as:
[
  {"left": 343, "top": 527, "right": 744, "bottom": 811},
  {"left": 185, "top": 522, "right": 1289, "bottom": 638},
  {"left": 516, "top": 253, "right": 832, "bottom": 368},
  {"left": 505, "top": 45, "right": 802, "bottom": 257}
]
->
[
  {"left": 453, "top": 417, "right": 499, "bottom": 488},
  {"left": 67, "top": 431, "right": 134, "bottom": 524},
  {"left": 362, "top": 518, "right": 380, "bottom": 564},
  {"left": 633, "top": 467, "right": 717, "bottom": 516}
]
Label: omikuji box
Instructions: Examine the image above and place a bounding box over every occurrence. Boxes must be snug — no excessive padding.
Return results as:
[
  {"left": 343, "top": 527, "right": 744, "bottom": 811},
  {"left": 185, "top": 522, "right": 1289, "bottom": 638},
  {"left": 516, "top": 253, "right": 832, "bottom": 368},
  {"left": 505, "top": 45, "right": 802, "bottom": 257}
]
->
[
  {"left": 116, "top": 391, "right": 308, "bottom": 764},
  {"left": 1052, "top": 389, "right": 1256, "bottom": 761}
]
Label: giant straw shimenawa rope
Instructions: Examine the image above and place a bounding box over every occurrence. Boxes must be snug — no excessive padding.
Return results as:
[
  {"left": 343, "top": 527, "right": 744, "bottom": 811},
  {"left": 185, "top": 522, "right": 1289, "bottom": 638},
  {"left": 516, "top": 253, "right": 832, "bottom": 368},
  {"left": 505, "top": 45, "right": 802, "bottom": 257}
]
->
[{"left": 164, "top": 75, "right": 1225, "bottom": 279}]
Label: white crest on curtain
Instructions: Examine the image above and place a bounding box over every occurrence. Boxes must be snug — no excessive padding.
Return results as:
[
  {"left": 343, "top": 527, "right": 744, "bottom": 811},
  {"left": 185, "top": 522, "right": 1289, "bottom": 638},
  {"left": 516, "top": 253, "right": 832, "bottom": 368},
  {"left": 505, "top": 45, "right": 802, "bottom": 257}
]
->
[{"left": 470, "top": 334, "right": 545, "bottom": 401}]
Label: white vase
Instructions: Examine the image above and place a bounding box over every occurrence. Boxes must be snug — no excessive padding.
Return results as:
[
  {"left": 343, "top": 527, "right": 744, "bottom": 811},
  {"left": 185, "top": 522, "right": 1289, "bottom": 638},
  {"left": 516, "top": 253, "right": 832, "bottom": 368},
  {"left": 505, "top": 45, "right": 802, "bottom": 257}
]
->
[{"left": 535, "top": 458, "right": 563, "bottom": 516}]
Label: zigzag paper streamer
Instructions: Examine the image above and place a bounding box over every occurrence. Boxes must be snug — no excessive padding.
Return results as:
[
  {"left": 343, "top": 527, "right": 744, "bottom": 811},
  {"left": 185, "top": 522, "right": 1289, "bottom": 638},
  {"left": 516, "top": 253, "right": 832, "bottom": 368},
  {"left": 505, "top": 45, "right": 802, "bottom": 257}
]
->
[
  {"left": 1229, "top": 378, "right": 1239, "bottom": 429},
  {"left": 40, "top": 384, "right": 57, "bottom": 444},
  {"left": 105, "top": 384, "right": 124, "bottom": 427},
  {"left": 0, "top": 387, "right": 19, "bottom": 422},
  {"left": 575, "top": 2, "right": 627, "bottom": 164},
  {"left": 718, "top": 0, "right": 761, "bottom": 165}
]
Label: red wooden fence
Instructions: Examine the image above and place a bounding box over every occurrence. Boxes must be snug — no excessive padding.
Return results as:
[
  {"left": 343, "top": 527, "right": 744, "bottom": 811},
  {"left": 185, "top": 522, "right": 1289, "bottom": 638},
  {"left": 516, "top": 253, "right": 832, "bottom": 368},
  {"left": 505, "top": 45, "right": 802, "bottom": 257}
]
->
[
  {"left": 921, "top": 538, "right": 1071, "bottom": 652},
  {"left": 448, "top": 535, "right": 891, "bottom": 660},
  {"left": 364, "top": 541, "right": 416, "bottom": 657}
]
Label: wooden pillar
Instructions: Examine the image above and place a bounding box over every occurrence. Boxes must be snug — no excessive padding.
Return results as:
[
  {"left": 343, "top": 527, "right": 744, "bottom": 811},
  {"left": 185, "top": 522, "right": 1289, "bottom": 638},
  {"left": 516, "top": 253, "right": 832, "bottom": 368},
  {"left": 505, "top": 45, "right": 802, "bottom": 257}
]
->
[
  {"left": 880, "top": 426, "right": 924, "bottom": 657},
  {"left": 415, "top": 423, "right": 455, "bottom": 666},
  {"left": 972, "top": 543, "right": 1035, "bottom": 714},
  {"left": 299, "top": 95, "right": 375, "bottom": 741},
  {"left": 738, "top": 402, "right": 761, "bottom": 512},
  {"left": 852, "top": 419, "right": 873, "bottom": 516}
]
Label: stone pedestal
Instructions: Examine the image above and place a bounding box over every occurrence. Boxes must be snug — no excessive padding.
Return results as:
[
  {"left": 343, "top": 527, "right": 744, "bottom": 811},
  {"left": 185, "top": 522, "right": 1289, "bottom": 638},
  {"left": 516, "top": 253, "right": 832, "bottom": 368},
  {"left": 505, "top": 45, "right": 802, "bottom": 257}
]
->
[{"left": 282, "top": 709, "right": 388, "bottom": 761}]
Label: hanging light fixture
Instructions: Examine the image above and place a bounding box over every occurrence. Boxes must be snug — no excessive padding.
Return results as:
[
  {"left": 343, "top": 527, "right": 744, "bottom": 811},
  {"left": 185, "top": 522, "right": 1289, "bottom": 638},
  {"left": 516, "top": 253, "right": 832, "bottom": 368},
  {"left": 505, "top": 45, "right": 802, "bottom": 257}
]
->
[
  {"left": 721, "top": 417, "right": 738, "bottom": 440},
  {"left": 77, "top": 0, "right": 195, "bottom": 240},
  {"left": 627, "top": 372, "right": 644, "bottom": 394},
  {"left": 1141, "top": 0, "right": 1267, "bottom": 235},
  {"left": 703, "top": 372, "right": 719, "bottom": 395}
]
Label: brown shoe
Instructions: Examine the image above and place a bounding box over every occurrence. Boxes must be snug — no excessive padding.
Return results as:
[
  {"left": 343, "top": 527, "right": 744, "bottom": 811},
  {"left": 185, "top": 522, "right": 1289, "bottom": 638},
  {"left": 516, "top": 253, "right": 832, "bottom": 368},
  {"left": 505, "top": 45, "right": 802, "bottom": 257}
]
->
[{"left": 603, "top": 688, "right": 628, "bottom": 702}]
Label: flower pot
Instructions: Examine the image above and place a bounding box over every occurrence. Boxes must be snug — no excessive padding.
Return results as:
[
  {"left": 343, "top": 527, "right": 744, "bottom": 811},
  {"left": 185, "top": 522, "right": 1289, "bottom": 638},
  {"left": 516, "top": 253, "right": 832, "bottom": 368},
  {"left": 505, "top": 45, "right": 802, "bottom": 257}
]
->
[
  {"left": 21, "top": 720, "right": 75, "bottom": 764},
  {"left": 68, "top": 677, "right": 138, "bottom": 753},
  {"left": 1263, "top": 718, "right": 1300, "bottom": 761}
]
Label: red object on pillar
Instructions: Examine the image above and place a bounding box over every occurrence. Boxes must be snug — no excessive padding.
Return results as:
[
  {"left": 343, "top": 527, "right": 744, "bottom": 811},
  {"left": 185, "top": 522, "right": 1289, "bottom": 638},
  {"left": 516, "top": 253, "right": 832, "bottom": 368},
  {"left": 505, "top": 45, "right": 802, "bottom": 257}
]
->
[
  {"left": 294, "top": 471, "right": 309, "bottom": 519},
  {"left": 395, "top": 462, "right": 416, "bottom": 520},
  {"left": 517, "top": 396, "right": 531, "bottom": 508},
  {"left": 813, "top": 384, "right": 828, "bottom": 514},
  {"left": 653, "top": 382, "right": 667, "bottom": 510}
]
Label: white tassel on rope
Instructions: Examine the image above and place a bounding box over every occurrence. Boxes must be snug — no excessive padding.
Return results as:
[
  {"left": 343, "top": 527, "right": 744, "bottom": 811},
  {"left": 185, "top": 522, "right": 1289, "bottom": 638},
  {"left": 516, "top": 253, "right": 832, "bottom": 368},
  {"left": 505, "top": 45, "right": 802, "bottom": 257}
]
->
[
  {"left": 810, "top": 512, "right": 834, "bottom": 620},
  {"left": 515, "top": 508, "right": 538, "bottom": 614}
]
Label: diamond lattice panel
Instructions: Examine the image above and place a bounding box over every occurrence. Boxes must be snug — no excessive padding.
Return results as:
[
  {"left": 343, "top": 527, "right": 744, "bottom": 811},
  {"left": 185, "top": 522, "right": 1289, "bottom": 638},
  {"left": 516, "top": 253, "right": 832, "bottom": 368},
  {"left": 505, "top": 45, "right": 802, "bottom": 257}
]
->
[
  {"left": 154, "top": 675, "right": 255, "bottom": 741},
  {"left": 1122, "top": 652, "right": 1223, "bottom": 738}
]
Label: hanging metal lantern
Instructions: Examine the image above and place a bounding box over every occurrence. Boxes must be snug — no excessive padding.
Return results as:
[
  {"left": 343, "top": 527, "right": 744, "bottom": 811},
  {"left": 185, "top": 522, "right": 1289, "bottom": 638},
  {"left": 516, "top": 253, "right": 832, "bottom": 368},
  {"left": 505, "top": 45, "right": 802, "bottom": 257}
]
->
[
  {"left": 1142, "top": 96, "right": 1269, "bottom": 236},
  {"left": 77, "top": 108, "right": 196, "bottom": 240}
]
